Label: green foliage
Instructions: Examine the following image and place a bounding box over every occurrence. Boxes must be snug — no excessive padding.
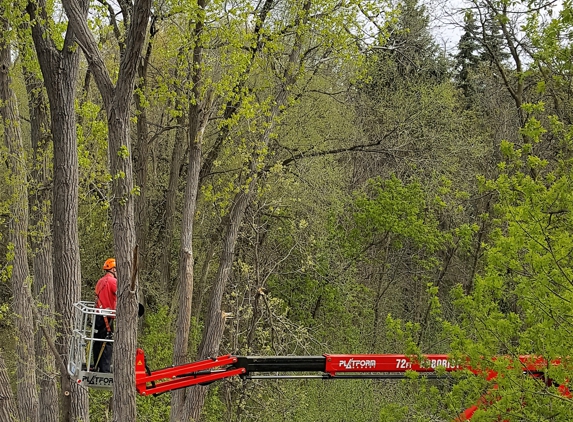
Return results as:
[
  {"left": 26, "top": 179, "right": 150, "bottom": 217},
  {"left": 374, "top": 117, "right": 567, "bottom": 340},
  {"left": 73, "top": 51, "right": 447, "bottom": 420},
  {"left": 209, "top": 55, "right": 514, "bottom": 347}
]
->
[
  {"left": 526, "top": 1, "right": 573, "bottom": 125},
  {"left": 201, "top": 385, "right": 226, "bottom": 422},
  {"left": 378, "top": 403, "right": 408, "bottom": 422},
  {"left": 479, "top": 12, "right": 511, "bottom": 66},
  {"left": 87, "top": 307, "right": 175, "bottom": 419},
  {"left": 229, "top": 379, "right": 404, "bottom": 422},
  {"left": 0, "top": 301, "right": 9, "bottom": 318},
  {"left": 338, "top": 176, "right": 450, "bottom": 312},
  {"left": 139, "top": 306, "right": 175, "bottom": 369},
  {"left": 250, "top": 155, "right": 373, "bottom": 351},
  {"left": 444, "top": 111, "right": 573, "bottom": 420},
  {"left": 78, "top": 200, "right": 113, "bottom": 294},
  {"left": 323, "top": 175, "right": 457, "bottom": 356},
  {"left": 374, "top": 0, "right": 448, "bottom": 83},
  {"left": 348, "top": 176, "right": 448, "bottom": 259},
  {"left": 385, "top": 315, "right": 421, "bottom": 356},
  {"left": 134, "top": 307, "right": 176, "bottom": 421}
]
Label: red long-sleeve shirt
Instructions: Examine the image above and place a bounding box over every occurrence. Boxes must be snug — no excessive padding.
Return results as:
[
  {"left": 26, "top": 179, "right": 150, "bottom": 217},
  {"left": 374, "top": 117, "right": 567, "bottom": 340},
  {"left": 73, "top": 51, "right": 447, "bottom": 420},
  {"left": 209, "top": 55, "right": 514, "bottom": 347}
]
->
[{"left": 95, "top": 272, "right": 117, "bottom": 311}]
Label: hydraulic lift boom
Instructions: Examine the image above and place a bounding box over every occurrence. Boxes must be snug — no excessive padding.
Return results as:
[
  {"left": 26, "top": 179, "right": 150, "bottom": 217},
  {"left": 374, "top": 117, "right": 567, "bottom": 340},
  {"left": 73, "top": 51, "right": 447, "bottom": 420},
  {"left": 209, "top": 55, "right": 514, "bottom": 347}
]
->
[
  {"left": 135, "top": 351, "right": 464, "bottom": 396},
  {"left": 134, "top": 349, "right": 569, "bottom": 395}
]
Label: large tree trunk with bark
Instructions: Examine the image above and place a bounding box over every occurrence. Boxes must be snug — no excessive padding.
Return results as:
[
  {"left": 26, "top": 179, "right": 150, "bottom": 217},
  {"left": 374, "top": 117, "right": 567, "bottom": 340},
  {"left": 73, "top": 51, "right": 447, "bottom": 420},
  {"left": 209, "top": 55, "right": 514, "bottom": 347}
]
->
[
  {"left": 170, "top": 100, "right": 214, "bottom": 419},
  {"left": 50, "top": 58, "right": 89, "bottom": 422},
  {"left": 0, "top": 30, "right": 40, "bottom": 422},
  {"left": 159, "top": 105, "right": 187, "bottom": 293},
  {"left": 170, "top": 118, "right": 202, "bottom": 422},
  {"left": 27, "top": 0, "right": 90, "bottom": 417},
  {"left": 33, "top": 243, "right": 59, "bottom": 421},
  {"left": 51, "top": 72, "right": 89, "bottom": 422},
  {"left": 108, "top": 114, "right": 139, "bottom": 421},
  {"left": 183, "top": 6, "right": 308, "bottom": 414},
  {"left": 170, "top": 7, "right": 276, "bottom": 416},
  {"left": 62, "top": 0, "right": 152, "bottom": 419},
  {"left": 134, "top": 37, "right": 154, "bottom": 295},
  {"left": 183, "top": 189, "right": 253, "bottom": 420},
  {"left": 183, "top": 311, "right": 227, "bottom": 420},
  {"left": 0, "top": 352, "right": 17, "bottom": 420},
  {"left": 25, "top": 68, "right": 59, "bottom": 422}
]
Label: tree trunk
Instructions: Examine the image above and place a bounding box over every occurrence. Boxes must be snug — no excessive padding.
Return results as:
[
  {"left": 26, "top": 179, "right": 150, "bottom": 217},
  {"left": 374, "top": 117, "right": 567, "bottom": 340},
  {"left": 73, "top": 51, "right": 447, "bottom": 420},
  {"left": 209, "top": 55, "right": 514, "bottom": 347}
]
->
[
  {"left": 160, "top": 100, "right": 187, "bottom": 294},
  {"left": 33, "top": 244, "right": 59, "bottom": 422},
  {"left": 183, "top": 4, "right": 308, "bottom": 413},
  {"left": 170, "top": 5, "right": 210, "bottom": 418},
  {"left": 62, "top": 0, "right": 152, "bottom": 419},
  {"left": 0, "top": 30, "right": 40, "bottom": 422},
  {"left": 170, "top": 123, "right": 201, "bottom": 422},
  {"left": 0, "top": 352, "right": 17, "bottom": 421},
  {"left": 192, "top": 237, "right": 218, "bottom": 321},
  {"left": 108, "top": 113, "right": 140, "bottom": 422},
  {"left": 51, "top": 69, "right": 90, "bottom": 422},
  {"left": 170, "top": 101, "right": 213, "bottom": 419},
  {"left": 27, "top": 0, "right": 90, "bottom": 417},
  {"left": 183, "top": 189, "right": 253, "bottom": 419},
  {"left": 183, "top": 311, "right": 227, "bottom": 421},
  {"left": 25, "top": 68, "right": 59, "bottom": 422},
  {"left": 134, "top": 38, "right": 153, "bottom": 294}
]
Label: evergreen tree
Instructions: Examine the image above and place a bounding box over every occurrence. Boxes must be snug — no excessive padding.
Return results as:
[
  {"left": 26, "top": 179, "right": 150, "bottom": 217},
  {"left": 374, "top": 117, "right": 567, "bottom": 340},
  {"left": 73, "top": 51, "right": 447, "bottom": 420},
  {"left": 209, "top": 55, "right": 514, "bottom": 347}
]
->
[
  {"left": 480, "top": 13, "right": 511, "bottom": 66},
  {"left": 454, "top": 9, "right": 510, "bottom": 99},
  {"left": 395, "top": 0, "right": 448, "bottom": 78},
  {"left": 454, "top": 11, "right": 482, "bottom": 98},
  {"left": 367, "top": 0, "right": 448, "bottom": 93}
]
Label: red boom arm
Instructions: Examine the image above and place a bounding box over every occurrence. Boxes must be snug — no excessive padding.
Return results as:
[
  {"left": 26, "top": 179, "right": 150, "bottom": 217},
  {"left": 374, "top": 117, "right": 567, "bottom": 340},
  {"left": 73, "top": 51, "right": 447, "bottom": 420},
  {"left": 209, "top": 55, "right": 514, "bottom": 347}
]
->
[
  {"left": 135, "top": 351, "right": 465, "bottom": 396},
  {"left": 135, "top": 350, "right": 246, "bottom": 396},
  {"left": 135, "top": 349, "right": 571, "bottom": 420}
]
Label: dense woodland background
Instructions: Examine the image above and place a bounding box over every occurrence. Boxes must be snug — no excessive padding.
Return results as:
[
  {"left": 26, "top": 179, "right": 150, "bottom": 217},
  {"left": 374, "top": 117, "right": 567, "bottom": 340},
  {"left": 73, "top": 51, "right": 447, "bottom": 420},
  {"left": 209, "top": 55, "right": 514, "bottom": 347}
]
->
[{"left": 1, "top": 0, "right": 573, "bottom": 420}]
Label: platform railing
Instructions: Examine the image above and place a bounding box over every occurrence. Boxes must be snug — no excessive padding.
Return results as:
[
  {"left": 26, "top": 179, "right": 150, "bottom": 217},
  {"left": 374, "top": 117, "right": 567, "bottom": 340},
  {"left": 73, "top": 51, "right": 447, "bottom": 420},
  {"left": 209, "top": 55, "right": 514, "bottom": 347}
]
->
[{"left": 68, "top": 301, "right": 115, "bottom": 389}]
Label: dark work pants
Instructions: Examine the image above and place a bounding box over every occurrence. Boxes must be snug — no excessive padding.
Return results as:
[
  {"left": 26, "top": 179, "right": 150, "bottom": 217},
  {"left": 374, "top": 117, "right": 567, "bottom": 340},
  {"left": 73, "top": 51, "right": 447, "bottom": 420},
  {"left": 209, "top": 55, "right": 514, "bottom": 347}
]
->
[{"left": 93, "top": 315, "right": 113, "bottom": 373}]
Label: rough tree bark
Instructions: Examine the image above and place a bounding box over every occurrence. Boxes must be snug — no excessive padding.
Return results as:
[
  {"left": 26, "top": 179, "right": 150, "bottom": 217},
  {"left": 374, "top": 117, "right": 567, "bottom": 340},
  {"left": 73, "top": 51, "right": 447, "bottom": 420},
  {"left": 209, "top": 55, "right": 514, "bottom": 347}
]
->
[
  {"left": 134, "top": 26, "right": 156, "bottom": 294},
  {"left": 184, "top": 190, "right": 253, "bottom": 421},
  {"left": 62, "top": 0, "right": 151, "bottom": 419},
  {"left": 26, "top": 0, "right": 90, "bottom": 417},
  {"left": 24, "top": 67, "right": 59, "bottom": 422},
  {"left": 0, "top": 352, "right": 17, "bottom": 420},
  {"left": 168, "top": 1, "right": 279, "bottom": 418},
  {"left": 0, "top": 25, "right": 40, "bottom": 422}
]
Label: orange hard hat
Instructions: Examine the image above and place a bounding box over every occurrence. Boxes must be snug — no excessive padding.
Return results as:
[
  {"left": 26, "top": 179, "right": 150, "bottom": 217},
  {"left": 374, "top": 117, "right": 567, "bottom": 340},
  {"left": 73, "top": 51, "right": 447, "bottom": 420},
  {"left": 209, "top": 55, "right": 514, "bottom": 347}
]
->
[{"left": 103, "top": 258, "right": 116, "bottom": 270}]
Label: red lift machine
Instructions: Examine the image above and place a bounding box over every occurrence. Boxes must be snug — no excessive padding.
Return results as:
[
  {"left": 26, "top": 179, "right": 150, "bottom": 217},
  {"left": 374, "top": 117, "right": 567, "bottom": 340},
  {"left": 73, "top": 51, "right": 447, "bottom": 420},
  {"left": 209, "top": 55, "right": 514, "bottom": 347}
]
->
[{"left": 69, "top": 303, "right": 571, "bottom": 420}]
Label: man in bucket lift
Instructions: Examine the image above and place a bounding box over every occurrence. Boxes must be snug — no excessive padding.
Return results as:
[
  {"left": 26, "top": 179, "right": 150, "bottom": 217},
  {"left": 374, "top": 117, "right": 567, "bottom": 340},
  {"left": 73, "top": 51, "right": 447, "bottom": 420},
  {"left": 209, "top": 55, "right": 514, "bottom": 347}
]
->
[{"left": 93, "top": 258, "right": 117, "bottom": 372}]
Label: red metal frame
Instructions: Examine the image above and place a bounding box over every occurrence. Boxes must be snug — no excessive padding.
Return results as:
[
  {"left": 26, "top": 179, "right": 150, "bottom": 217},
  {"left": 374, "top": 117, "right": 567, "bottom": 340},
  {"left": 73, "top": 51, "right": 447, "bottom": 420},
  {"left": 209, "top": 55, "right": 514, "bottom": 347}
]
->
[{"left": 135, "top": 349, "right": 246, "bottom": 396}]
